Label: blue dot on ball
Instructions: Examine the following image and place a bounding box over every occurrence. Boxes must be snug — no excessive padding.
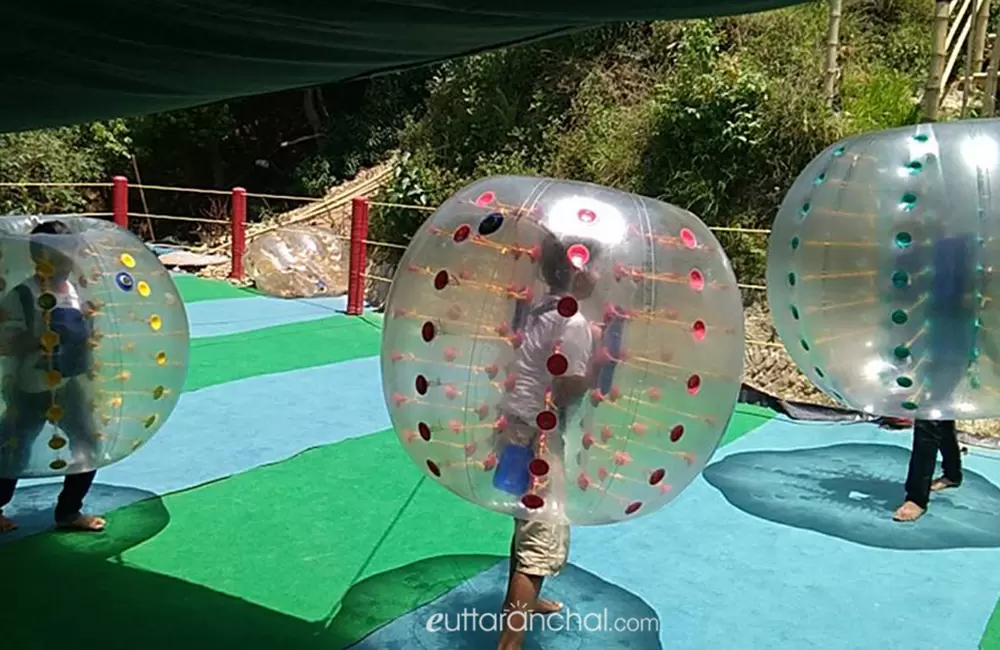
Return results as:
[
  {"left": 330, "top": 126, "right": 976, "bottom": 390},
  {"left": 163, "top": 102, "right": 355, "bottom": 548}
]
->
[
  {"left": 478, "top": 213, "right": 504, "bottom": 236},
  {"left": 116, "top": 271, "right": 135, "bottom": 291}
]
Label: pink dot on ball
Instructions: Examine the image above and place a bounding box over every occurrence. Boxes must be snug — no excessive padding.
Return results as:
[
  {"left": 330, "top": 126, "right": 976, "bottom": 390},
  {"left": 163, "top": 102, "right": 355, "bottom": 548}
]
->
[
  {"left": 421, "top": 322, "right": 436, "bottom": 342},
  {"left": 426, "top": 459, "right": 441, "bottom": 477},
  {"left": 670, "top": 425, "right": 684, "bottom": 442},
  {"left": 680, "top": 228, "right": 697, "bottom": 249},
  {"left": 433, "top": 270, "right": 449, "bottom": 290},
  {"left": 521, "top": 494, "right": 545, "bottom": 509},
  {"left": 688, "top": 269, "right": 705, "bottom": 292},
  {"left": 476, "top": 191, "right": 496, "bottom": 207},
  {"left": 415, "top": 375, "right": 429, "bottom": 395},
  {"left": 687, "top": 374, "right": 702, "bottom": 395},
  {"left": 557, "top": 296, "right": 578, "bottom": 317},
  {"left": 546, "top": 353, "right": 569, "bottom": 376},
  {"left": 529, "top": 458, "right": 550, "bottom": 476},
  {"left": 418, "top": 422, "right": 432, "bottom": 441},
  {"left": 566, "top": 243, "right": 590, "bottom": 268},
  {"left": 536, "top": 411, "right": 558, "bottom": 431},
  {"left": 625, "top": 501, "right": 642, "bottom": 515},
  {"left": 577, "top": 208, "right": 597, "bottom": 223},
  {"left": 453, "top": 224, "right": 471, "bottom": 242},
  {"left": 692, "top": 320, "right": 707, "bottom": 341},
  {"left": 649, "top": 468, "right": 666, "bottom": 485}
]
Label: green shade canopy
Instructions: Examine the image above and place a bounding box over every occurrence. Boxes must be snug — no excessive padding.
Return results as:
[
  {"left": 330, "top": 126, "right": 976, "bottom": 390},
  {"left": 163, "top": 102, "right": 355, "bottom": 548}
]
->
[{"left": 2, "top": 0, "right": 803, "bottom": 133}]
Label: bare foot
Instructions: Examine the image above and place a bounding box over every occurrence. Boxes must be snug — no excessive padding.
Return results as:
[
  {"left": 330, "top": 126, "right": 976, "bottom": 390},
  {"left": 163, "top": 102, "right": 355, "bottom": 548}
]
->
[
  {"left": 893, "top": 501, "right": 926, "bottom": 522},
  {"left": 532, "top": 598, "right": 563, "bottom": 614},
  {"left": 930, "top": 476, "right": 960, "bottom": 492},
  {"left": 0, "top": 513, "right": 16, "bottom": 533},
  {"left": 56, "top": 514, "right": 106, "bottom": 532}
]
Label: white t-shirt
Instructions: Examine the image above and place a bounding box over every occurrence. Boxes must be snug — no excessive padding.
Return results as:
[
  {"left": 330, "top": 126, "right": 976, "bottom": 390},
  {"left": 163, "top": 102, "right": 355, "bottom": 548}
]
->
[
  {"left": 501, "top": 295, "right": 594, "bottom": 423},
  {"left": 0, "top": 276, "right": 82, "bottom": 393}
]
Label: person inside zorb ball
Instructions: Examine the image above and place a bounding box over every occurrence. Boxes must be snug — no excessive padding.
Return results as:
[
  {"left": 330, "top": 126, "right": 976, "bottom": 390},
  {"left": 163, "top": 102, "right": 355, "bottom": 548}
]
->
[
  {"left": 381, "top": 176, "right": 745, "bottom": 527},
  {"left": 0, "top": 216, "right": 189, "bottom": 533}
]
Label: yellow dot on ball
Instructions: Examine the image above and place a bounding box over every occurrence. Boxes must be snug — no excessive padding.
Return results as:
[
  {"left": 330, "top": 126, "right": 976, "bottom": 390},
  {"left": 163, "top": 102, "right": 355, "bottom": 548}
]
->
[
  {"left": 132, "top": 439, "right": 144, "bottom": 451},
  {"left": 40, "top": 331, "right": 60, "bottom": 351},
  {"left": 109, "top": 395, "right": 124, "bottom": 408},
  {"left": 117, "top": 370, "right": 132, "bottom": 382},
  {"left": 49, "top": 459, "right": 67, "bottom": 471},
  {"left": 46, "top": 404, "right": 64, "bottom": 422},
  {"left": 143, "top": 414, "right": 158, "bottom": 429},
  {"left": 101, "top": 414, "right": 112, "bottom": 425},
  {"left": 35, "top": 260, "right": 55, "bottom": 278},
  {"left": 120, "top": 253, "right": 136, "bottom": 268},
  {"left": 153, "top": 385, "right": 165, "bottom": 400},
  {"left": 137, "top": 281, "right": 151, "bottom": 297},
  {"left": 48, "top": 435, "right": 67, "bottom": 450},
  {"left": 156, "top": 351, "right": 167, "bottom": 366},
  {"left": 44, "top": 370, "right": 63, "bottom": 388},
  {"left": 149, "top": 315, "right": 162, "bottom": 331}
]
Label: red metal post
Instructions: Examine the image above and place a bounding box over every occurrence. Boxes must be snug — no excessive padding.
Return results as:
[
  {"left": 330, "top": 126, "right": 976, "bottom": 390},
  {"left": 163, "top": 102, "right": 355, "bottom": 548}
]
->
[
  {"left": 112, "top": 176, "right": 129, "bottom": 228},
  {"left": 229, "top": 187, "right": 247, "bottom": 279},
  {"left": 347, "top": 197, "right": 370, "bottom": 316}
]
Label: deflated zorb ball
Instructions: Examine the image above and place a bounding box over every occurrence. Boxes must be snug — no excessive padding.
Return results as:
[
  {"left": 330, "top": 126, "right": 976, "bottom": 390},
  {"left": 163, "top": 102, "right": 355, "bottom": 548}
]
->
[
  {"left": 767, "top": 119, "right": 1000, "bottom": 419},
  {"left": 380, "top": 176, "right": 744, "bottom": 525}
]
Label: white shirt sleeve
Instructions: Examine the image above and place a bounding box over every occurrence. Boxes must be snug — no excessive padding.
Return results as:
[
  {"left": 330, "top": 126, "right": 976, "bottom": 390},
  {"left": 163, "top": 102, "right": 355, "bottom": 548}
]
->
[{"left": 559, "top": 316, "right": 593, "bottom": 378}]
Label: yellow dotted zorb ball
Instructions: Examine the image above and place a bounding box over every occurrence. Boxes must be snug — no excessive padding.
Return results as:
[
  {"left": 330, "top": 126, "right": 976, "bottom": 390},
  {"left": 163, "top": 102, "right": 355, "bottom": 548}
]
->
[
  {"left": 0, "top": 216, "right": 189, "bottom": 478},
  {"left": 767, "top": 119, "right": 1000, "bottom": 419},
  {"left": 381, "top": 176, "right": 744, "bottom": 526}
]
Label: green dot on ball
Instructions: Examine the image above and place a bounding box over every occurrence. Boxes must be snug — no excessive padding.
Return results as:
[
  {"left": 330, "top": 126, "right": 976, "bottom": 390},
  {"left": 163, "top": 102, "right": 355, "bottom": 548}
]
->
[
  {"left": 901, "top": 400, "right": 919, "bottom": 410},
  {"left": 893, "top": 345, "right": 911, "bottom": 360},
  {"left": 790, "top": 305, "right": 800, "bottom": 320},
  {"left": 815, "top": 367, "right": 825, "bottom": 378},
  {"left": 833, "top": 146, "right": 846, "bottom": 157},
  {"left": 814, "top": 173, "right": 826, "bottom": 185},
  {"left": 800, "top": 339, "right": 810, "bottom": 351},
  {"left": 896, "top": 376, "right": 913, "bottom": 388},
  {"left": 913, "top": 133, "right": 929, "bottom": 142},
  {"left": 799, "top": 202, "right": 811, "bottom": 218},
  {"left": 891, "top": 270, "right": 909, "bottom": 288},
  {"left": 971, "top": 376, "right": 982, "bottom": 389},
  {"left": 894, "top": 231, "right": 912, "bottom": 248},
  {"left": 891, "top": 309, "right": 908, "bottom": 324},
  {"left": 788, "top": 272, "right": 797, "bottom": 287},
  {"left": 790, "top": 236, "right": 800, "bottom": 250},
  {"left": 906, "top": 161, "right": 923, "bottom": 173}
]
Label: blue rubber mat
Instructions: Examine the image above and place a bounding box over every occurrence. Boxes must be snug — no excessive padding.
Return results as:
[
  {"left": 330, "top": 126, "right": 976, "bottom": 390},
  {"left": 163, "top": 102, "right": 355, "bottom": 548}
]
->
[
  {"left": 351, "top": 418, "right": 1000, "bottom": 649},
  {"left": 186, "top": 295, "right": 350, "bottom": 337}
]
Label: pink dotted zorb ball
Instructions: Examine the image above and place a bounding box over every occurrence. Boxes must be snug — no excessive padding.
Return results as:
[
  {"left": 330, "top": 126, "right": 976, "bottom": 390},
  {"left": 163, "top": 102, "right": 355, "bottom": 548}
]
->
[{"left": 381, "top": 176, "right": 744, "bottom": 525}]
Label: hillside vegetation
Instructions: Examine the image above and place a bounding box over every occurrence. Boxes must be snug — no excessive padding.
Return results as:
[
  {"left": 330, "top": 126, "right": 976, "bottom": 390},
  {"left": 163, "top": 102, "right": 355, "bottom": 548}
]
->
[{"left": 0, "top": 0, "right": 937, "bottom": 284}]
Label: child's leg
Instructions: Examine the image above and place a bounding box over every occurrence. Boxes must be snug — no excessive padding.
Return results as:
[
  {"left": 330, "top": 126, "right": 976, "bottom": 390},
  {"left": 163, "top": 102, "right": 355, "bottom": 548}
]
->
[
  {"left": 51, "top": 381, "right": 104, "bottom": 531},
  {"left": 933, "top": 420, "right": 963, "bottom": 489},
  {"left": 894, "top": 419, "right": 940, "bottom": 521},
  {"left": 0, "top": 391, "right": 49, "bottom": 532},
  {"left": 499, "top": 518, "right": 569, "bottom": 649}
]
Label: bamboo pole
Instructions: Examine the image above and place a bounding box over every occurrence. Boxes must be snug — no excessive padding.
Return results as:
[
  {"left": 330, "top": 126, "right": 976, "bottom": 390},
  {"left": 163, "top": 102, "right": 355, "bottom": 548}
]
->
[
  {"left": 963, "top": 12, "right": 975, "bottom": 116},
  {"left": 972, "top": 0, "right": 992, "bottom": 71},
  {"left": 823, "top": 0, "right": 843, "bottom": 108},
  {"left": 924, "top": 1, "right": 953, "bottom": 120},
  {"left": 985, "top": 33, "right": 1000, "bottom": 115}
]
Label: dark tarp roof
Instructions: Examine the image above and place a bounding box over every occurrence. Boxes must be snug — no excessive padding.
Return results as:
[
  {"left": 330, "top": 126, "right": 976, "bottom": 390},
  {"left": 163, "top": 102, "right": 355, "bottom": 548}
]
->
[{"left": 1, "top": 0, "right": 804, "bottom": 133}]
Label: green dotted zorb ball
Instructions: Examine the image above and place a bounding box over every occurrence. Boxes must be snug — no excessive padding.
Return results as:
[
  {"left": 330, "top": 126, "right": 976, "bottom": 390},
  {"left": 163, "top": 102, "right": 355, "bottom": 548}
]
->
[
  {"left": 0, "top": 216, "right": 189, "bottom": 478},
  {"left": 767, "top": 119, "right": 1000, "bottom": 420}
]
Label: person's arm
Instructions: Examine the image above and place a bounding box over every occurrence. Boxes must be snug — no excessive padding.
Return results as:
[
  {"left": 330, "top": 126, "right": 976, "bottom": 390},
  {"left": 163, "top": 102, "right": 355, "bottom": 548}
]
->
[
  {"left": 0, "top": 291, "right": 30, "bottom": 357},
  {"left": 551, "top": 319, "right": 593, "bottom": 408}
]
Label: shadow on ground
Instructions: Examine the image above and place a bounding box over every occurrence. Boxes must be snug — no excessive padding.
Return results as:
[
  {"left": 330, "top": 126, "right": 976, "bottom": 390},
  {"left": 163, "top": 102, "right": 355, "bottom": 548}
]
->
[
  {"left": 0, "top": 482, "right": 163, "bottom": 545},
  {"left": 347, "top": 561, "right": 663, "bottom": 649},
  {"left": 703, "top": 442, "right": 1000, "bottom": 550}
]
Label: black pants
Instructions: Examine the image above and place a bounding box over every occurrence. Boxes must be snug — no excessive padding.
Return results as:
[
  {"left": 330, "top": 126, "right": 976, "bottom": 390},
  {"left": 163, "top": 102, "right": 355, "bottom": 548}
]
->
[
  {"left": 0, "top": 381, "right": 97, "bottom": 522},
  {"left": 904, "top": 419, "right": 963, "bottom": 509}
]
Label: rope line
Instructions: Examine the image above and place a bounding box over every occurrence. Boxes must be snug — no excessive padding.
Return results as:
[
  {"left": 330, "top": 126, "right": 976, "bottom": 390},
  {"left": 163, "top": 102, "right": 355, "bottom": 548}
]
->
[
  {"left": 0, "top": 182, "right": 113, "bottom": 189},
  {"left": 128, "top": 212, "right": 228, "bottom": 224}
]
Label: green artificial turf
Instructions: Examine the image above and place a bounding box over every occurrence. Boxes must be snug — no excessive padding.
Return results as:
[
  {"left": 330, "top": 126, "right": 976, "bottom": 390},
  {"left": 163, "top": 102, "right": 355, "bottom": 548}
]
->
[
  {"left": 172, "top": 274, "right": 260, "bottom": 303},
  {"left": 185, "top": 314, "right": 383, "bottom": 391}
]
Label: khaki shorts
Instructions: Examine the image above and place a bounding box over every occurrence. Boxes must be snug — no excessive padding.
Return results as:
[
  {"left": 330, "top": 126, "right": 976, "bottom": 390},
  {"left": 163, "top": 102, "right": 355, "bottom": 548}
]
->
[{"left": 512, "top": 517, "right": 570, "bottom": 577}]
